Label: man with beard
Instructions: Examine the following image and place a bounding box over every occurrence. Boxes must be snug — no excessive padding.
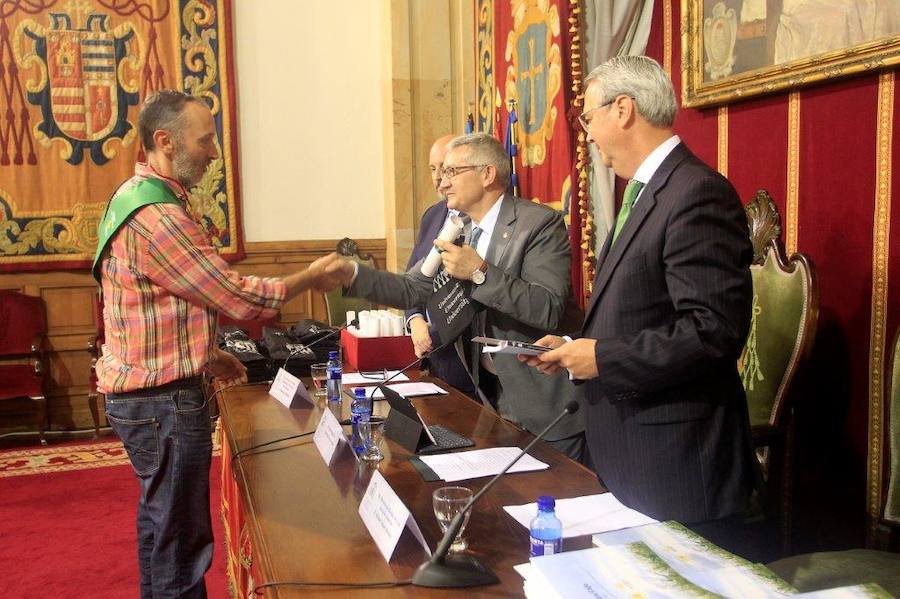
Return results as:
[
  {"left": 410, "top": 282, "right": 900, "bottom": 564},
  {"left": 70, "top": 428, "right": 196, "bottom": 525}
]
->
[
  {"left": 92, "top": 90, "right": 342, "bottom": 598},
  {"left": 404, "top": 133, "right": 477, "bottom": 398}
]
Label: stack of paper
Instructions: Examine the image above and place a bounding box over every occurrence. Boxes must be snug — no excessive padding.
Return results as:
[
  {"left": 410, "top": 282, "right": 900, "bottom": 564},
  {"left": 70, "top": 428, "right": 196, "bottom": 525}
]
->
[
  {"left": 504, "top": 493, "right": 657, "bottom": 537},
  {"left": 341, "top": 371, "right": 410, "bottom": 385},
  {"left": 524, "top": 543, "right": 719, "bottom": 598},
  {"left": 418, "top": 447, "right": 549, "bottom": 482},
  {"left": 362, "top": 382, "right": 447, "bottom": 398},
  {"left": 592, "top": 521, "right": 795, "bottom": 598}
]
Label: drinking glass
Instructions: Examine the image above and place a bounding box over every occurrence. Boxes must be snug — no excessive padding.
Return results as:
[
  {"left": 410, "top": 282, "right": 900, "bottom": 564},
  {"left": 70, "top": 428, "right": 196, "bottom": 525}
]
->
[
  {"left": 360, "top": 420, "right": 385, "bottom": 463},
  {"left": 432, "top": 486, "right": 473, "bottom": 552},
  {"left": 310, "top": 363, "right": 328, "bottom": 403}
]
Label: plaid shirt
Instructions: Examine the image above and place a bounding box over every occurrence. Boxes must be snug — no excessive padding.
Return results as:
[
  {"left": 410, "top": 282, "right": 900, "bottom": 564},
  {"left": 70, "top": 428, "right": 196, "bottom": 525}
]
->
[{"left": 96, "top": 164, "right": 285, "bottom": 393}]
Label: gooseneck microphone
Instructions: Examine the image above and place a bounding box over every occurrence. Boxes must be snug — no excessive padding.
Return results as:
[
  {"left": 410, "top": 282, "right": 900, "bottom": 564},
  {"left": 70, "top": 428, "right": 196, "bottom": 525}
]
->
[{"left": 411, "top": 400, "right": 581, "bottom": 588}]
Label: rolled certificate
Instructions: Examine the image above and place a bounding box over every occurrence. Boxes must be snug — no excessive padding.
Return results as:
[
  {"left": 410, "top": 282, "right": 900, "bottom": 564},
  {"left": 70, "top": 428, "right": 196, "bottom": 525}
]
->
[{"left": 420, "top": 214, "right": 465, "bottom": 277}]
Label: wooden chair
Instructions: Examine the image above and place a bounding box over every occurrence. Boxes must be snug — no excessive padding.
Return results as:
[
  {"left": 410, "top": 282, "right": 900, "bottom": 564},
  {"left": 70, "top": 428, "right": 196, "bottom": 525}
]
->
[
  {"left": 739, "top": 190, "right": 819, "bottom": 556},
  {"left": 323, "top": 237, "right": 376, "bottom": 326},
  {"left": 767, "top": 326, "right": 900, "bottom": 594},
  {"left": 0, "top": 291, "right": 49, "bottom": 445}
]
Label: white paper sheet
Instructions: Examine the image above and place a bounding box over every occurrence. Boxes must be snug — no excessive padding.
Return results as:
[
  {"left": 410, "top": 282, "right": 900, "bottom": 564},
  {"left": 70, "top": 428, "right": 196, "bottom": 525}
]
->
[
  {"left": 503, "top": 493, "right": 657, "bottom": 538},
  {"left": 419, "top": 447, "right": 549, "bottom": 482},
  {"left": 358, "top": 470, "right": 431, "bottom": 562},
  {"left": 341, "top": 371, "right": 410, "bottom": 386},
  {"left": 363, "top": 382, "right": 448, "bottom": 399}
]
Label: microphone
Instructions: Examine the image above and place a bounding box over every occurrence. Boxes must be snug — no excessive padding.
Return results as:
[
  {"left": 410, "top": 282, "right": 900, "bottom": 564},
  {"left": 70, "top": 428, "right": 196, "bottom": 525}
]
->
[
  {"left": 411, "top": 400, "right": 581, "bottom": 588},
  {"left": 371, "top": 339, "right": 451, "bottom": 392},
  {"left": 420, "top": 214, "right": 466, "bottom": 277},
  {"left": 282, "top": 318, "right": 358, "bottom": 369}
]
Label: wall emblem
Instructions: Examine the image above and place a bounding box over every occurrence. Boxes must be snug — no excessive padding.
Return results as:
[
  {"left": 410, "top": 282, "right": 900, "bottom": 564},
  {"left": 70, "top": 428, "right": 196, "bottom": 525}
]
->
[
  {"left": 14, "top": 4, "right": 142, "bottom": 165},
  {"left": 703, "top": 2, "right": 737, "bottom": 81},
  {"left": 503, "top": 0, "right": 561, "bottom": 167}
]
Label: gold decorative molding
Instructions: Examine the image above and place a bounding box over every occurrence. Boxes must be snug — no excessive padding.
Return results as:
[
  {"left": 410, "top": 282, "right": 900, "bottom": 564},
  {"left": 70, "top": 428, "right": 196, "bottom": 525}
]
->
[
  {"left": 717, "top": 105, "right": 728, "bottom": 176},
  {"left": 567, "top": 0, "right": 593, "bottom": 301},
  {"left": 786, "top": 91, "right": 800, "bottom": 255},
  {"left": 663, "top": 0, "right": 672, "bottom": 77},
  {"left": 867, "top": 71, "right": 894, "bottom": 544},
  {"left": 680, "top": 0, "right": 900, "bottom": 107}
]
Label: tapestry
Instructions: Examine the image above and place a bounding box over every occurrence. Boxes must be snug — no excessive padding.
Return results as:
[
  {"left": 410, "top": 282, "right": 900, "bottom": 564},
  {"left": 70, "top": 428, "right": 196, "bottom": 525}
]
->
[
  {"left": 476, "top": 0, "right": 591, "bottom": 305},
  {"left": 0, "top": 0, "right": 243, "bottom": 272}
]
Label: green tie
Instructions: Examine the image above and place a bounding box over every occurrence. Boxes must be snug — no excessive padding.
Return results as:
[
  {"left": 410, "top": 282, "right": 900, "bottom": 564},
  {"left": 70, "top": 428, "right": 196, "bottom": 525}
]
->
[{"left": 611, "top": 179, "right": 644, "bottom": 245}]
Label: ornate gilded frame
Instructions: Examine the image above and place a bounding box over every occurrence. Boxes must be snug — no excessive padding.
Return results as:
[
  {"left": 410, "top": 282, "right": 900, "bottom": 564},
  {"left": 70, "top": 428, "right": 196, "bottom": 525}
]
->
[{"left": 681, "top": 0, "right": 900, "bottom": 107}]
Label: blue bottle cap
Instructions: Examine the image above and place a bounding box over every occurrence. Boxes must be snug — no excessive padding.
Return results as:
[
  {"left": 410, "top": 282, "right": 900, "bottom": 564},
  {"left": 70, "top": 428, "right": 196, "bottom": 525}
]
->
[
  {"left": 354, "top": 387, "right": 366, "bottom": 398},
  {"left": 328, "top": 350, "right": 339, "bottom": 359},
  {"left": 537, "top": 495, "right": 555, "bottom": 511}
]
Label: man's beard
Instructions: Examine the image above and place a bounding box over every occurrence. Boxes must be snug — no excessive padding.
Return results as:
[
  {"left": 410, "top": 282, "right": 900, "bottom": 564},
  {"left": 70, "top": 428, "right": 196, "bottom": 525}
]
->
[{"left": 172, "top": 145, "right": 208, "bottom": 188}]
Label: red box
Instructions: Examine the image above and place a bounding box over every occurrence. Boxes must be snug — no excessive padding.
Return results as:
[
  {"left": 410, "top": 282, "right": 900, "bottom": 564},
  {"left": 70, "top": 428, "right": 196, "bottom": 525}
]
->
[{"left": 340, "top": 329, "right": 418, "bottom": 371}]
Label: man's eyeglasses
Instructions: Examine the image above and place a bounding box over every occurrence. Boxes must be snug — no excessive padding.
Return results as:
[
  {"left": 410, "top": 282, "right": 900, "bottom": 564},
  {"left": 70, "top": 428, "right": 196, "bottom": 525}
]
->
[
  {"left": 578, "top": 95, "right": 635, "bottom": 131},
  {"left": 440, "top": 165, "right": 487, "bottom": 180},
  {"left": 577, "top": 99, "right": 615, "bottom": 131}
]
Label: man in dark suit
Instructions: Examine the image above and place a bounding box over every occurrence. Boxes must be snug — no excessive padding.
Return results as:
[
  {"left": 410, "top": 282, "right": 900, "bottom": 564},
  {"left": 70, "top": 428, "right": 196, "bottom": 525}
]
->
[
  {"left": 405, "top": 134, "right": 477, "bottom": 397},
  {"left": 523, "top": 56, "right": 757, "bottom": 541},
  {"left": 327, "top": 133, "right": 586, "bottom": 461}
]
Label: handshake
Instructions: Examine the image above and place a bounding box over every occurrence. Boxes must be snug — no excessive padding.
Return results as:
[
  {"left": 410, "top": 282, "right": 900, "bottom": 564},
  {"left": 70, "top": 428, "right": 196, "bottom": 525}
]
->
[{"left": 304, "top": 252, "right": 356, "bottom": 292}]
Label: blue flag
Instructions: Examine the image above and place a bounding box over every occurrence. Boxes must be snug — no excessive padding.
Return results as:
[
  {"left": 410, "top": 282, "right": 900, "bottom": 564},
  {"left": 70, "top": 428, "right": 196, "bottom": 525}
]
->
[{"left": 505, "top": 107, "right": 518, "bottom": 193}]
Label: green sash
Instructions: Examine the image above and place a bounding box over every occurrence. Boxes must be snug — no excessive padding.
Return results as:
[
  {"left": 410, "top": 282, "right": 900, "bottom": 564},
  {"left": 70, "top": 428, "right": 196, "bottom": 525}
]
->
[{"left": 91, "top": 178, "right": 182, "bottom": 282}]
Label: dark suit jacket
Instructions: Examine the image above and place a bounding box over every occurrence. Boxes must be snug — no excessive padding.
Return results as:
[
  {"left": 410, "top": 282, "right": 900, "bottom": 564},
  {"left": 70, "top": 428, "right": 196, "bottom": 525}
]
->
[
  {"left": 582, "top": 143, "right": 756, "bottom": 524},
  {"left": 350, "top": 196, "right": 585, "bottom": 441},
  {"left": 403, "top": 200, "right": 475, "bottom": 396}
]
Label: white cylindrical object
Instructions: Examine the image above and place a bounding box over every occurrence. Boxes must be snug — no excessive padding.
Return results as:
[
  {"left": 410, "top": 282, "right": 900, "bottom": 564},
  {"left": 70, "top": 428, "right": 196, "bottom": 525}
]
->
[
  {"left": 346, "top": 310, "right": 356, "bottom": 327},
  {"left": 420, "top": 214, "right": 465, "bottom": 277}
]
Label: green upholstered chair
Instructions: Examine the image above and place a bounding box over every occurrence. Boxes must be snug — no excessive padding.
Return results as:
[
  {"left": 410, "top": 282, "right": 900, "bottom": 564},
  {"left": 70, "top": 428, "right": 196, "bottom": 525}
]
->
[
  {"left": 739, "top": 191, "right": 819, "bottom": 556},
  {"left": 323, "top": 237, "right": 376, "bottom": 326},
  {"left": 766, "top": 326, "right": 900, "bottom": 595}
]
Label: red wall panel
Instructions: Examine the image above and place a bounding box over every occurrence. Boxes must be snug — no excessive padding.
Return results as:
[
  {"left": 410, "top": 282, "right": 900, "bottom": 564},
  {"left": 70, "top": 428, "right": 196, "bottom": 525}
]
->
[
  {"left": 648, "top": 1, "right": 898, "bottom": 548},
  {"left": 728, "top": 96, "right": 789, "bottom": 208}
]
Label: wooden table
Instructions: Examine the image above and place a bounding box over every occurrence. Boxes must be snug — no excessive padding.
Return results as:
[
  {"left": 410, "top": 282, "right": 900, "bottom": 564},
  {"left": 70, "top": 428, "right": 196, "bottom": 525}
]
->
[{"left": 218, "top": 373, "right": 603, "bottom": 598}]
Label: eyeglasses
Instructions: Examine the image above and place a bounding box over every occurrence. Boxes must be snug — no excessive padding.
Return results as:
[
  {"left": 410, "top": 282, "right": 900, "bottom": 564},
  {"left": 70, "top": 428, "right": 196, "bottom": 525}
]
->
[
  {"left": 577, "top": 95, "right": 634, "bottom": 131},
  {"left": 577, "top": 100, "right": 615, "bottom": 131},
  {"left": 440, "top": 165, "right": 487, "bottom": 180}
]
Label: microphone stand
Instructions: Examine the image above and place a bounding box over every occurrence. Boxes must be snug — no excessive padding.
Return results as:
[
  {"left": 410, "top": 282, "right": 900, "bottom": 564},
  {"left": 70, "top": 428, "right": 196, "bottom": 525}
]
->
[{"left": 411, "top": 401, "right": 580, "bottom": 588}]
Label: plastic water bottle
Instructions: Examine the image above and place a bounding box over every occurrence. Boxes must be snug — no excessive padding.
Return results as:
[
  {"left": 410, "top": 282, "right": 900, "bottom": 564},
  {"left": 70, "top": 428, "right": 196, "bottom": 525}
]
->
[
  {"left": 529, "top": 495, "right": 563, "bottom": 557},
  {"left": 350, "top": 387, "right": 371, "bottom": 454},
  {"left": 326, "top": 350, "right": 342, "bottom": 405}
]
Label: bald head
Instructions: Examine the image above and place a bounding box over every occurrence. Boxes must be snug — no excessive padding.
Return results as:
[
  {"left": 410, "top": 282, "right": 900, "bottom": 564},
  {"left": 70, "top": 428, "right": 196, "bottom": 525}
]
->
[{"left": 429, "top": 134, "right": 456, "bottom": 192}]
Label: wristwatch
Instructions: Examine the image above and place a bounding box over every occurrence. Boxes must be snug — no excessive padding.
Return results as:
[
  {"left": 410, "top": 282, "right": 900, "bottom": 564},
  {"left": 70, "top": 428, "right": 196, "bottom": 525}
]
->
[{"left": 471, "top": 260, "right": 488, "bottom": 285}]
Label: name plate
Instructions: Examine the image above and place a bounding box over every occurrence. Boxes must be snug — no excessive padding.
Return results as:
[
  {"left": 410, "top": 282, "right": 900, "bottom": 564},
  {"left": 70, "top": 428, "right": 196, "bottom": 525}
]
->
[
  {"left": 268, "top": 368, "right": 313, "bottom": 409},
  {"left": 358, "top": 470, "right": 430, "bottom": 562},
  {"left": 313, "top": 408, "right": 345, "bottom": 464}
]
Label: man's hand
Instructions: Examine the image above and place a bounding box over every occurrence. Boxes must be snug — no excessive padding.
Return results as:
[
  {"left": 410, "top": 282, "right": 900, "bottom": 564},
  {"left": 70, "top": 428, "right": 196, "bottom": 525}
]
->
[
  {"left": 433, "top": 239, "right": 484, "bottom": 280},
  {"left": 538, "top": 338, "right": 599, "bottom": 380},
  {"left": 307, "top": 253, "right": 354, "bottom": 290},
  {"left": 205, "top": 348, "right": 248, "bottom": 386},
  {"left": 518, "top": 334, "right": 566, "bottom": 371},
  {"left": 408, "top": 316, "right": 433, "bottom": 357}
]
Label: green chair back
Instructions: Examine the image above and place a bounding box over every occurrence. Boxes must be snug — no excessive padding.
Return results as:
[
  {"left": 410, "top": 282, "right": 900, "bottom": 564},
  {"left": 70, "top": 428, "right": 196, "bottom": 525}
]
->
[
  {"left": 885, "top": 328, "right": 900, "bottom": 524},
  {"left": 739, "top": 242, "right": 817, "bottom": 428}
]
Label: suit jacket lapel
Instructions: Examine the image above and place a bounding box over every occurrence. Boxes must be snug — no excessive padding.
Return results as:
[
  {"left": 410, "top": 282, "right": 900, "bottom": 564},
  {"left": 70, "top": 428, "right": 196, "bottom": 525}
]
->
[
  {"left": 582, "top": 144, "right": 691, "bottom": 332},
  {"left": 486, "top": 195, "right": 516, "bottom": 267}
]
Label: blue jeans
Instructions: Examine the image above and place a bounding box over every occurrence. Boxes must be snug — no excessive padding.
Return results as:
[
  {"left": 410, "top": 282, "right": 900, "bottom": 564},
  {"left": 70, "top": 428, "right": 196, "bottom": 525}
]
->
[{"left": 106, "top": 377, "right": 213, "bottom": 599}]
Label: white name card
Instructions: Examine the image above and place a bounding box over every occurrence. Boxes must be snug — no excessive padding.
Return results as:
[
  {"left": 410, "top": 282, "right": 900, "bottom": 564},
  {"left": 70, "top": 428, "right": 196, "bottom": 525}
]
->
[
  {"left": 358, "top": 470, "right": 431, "bottom": 562},
  {"left": 268, "top": 368, "right": 313, "bottom": 408},
  {"left": 313, "top": 408, "right": 345, "bottom": 464}
]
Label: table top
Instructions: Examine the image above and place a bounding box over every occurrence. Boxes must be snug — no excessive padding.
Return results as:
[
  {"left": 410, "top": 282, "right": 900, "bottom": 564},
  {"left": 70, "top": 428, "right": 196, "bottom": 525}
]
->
[{"left": 218, "top": 373, "right": 604, "bottom": 598}]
